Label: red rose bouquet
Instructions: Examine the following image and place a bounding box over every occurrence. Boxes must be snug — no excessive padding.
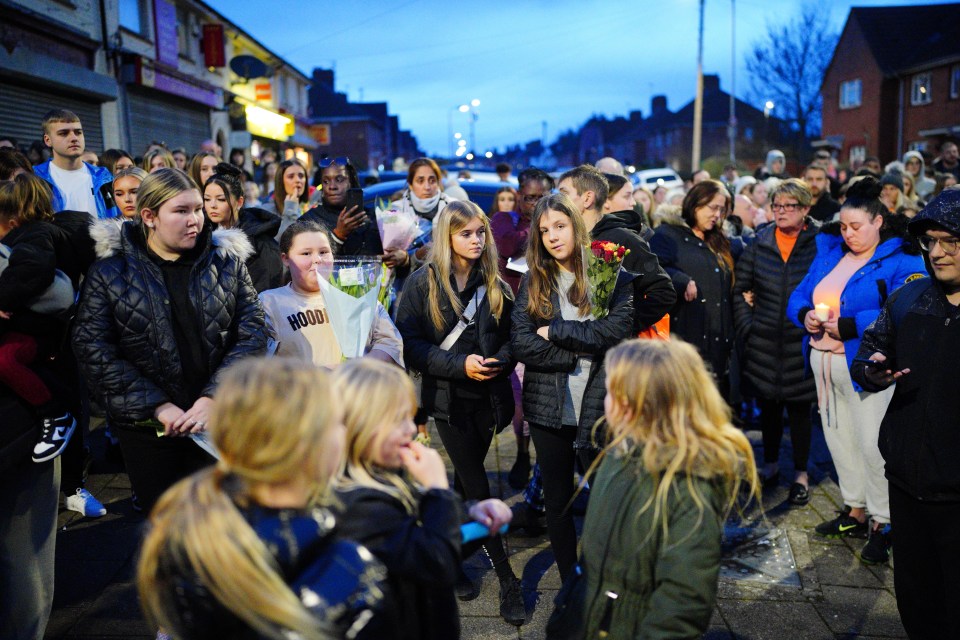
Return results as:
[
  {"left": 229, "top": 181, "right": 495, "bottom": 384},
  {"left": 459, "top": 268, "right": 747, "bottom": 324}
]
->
[{"left": 587, "top": 240, "right": 629, "bottom": 319}]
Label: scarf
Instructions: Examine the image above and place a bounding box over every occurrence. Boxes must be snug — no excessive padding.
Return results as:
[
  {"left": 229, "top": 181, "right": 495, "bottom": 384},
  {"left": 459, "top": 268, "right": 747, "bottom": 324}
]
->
[{"left": 409, "top": 190, "right": 440, "bottom": 216}]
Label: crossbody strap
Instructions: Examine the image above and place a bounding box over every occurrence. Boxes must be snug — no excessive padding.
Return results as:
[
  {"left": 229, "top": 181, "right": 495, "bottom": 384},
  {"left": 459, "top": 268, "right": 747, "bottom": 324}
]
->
[{"left": 439, "top": 285, "right": 487, "bottom": 351}]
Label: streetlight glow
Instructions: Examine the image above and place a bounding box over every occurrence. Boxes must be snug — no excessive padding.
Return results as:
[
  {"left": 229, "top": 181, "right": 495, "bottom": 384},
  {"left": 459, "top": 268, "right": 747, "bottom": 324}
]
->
[
  {"left": 454, "top": 132, "right": 462, "bottom": 139},
  {"left": 764, "top": 100, "right": 775, "bottom": 110},
  {"left": 466, "top": 153, "right": 474, "bottom": 160},
  {"left": 458, "top": 139, "right": 466, "bottom": 147},
  {"left": 471, "top": 99, "right": 480, "bottom": 107},
  {"left": 484, "top": 151, "right": 493, "bottom": 159},
  {"left": 458, "top": 104, "right": 469, "bottom": 113}
]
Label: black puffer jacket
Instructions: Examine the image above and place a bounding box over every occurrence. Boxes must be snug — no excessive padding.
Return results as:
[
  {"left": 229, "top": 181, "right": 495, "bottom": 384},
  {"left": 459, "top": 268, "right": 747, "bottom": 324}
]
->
[
  {"left": 236, "top": 207, "right": 282, "bottom": 292},
  {"left": 733, "top": 219, "right": 820, "bottom": 401},
  {"left": 510, "top": 271, "right": 635, "bottom": 452},
  {"left": 592, "top": 210, "right": 677, "bottom": 332},
  {"left": 395, "top": 263, "right": 514, "bottom": 428},
  {"left": 649, "top": 216, "right": 734, "bottom": 377},
  {"left": 73, "top": 221, "right": 266, "bottom": 425}
]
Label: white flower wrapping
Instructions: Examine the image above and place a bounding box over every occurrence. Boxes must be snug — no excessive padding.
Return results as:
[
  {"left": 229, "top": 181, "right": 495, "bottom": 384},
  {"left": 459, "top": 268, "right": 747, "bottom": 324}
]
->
[{"left": 317, "top": 259, "right": 383, "bottom": 359}]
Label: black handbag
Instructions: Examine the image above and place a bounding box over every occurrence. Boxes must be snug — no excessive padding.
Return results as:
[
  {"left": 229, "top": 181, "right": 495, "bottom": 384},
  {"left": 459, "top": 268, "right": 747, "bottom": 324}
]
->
[{"left": 545, "top": 563, "right": 588, "bottom": 640}]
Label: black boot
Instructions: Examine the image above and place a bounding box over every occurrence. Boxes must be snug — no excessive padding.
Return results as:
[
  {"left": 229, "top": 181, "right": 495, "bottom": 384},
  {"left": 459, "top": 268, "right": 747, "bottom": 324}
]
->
[
  {"left": 508, "top": 451, "right": 531, "bottom": 490},
  {"left": 499, "top": 574, "right": 525, "bottom": 626}
]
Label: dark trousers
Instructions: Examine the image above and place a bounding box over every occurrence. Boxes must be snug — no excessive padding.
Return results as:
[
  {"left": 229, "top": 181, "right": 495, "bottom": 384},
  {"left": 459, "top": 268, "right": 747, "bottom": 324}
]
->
[
  {"left": 115, "top": 424, "right": 215, "bottom": 512},
  {"left": 758, "top": 398, "right": 812, "bottom": 469},
  {"left": 889, "top": 482, "right": 960, "bottom": 640},
  {"left": 529, "top": 423, "right": 590, "bottom": 581},
  {"left": 433, "top": 404, "right": 509, "bottom": 571}
]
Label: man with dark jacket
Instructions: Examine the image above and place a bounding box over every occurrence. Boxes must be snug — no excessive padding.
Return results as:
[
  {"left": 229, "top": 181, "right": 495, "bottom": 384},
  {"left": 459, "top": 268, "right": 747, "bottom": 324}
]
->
[
  {"left": 558, "top": 165, "right": 676, "bottom": 333},
  {"left": 853, "top": 188, "right": 960, "bottom": 640},
  {"left": 803, "top": 164, "right": 840, "bottom": 222},
  {"left": 734, "top": 179, "right": 820, "bottom": 505}
]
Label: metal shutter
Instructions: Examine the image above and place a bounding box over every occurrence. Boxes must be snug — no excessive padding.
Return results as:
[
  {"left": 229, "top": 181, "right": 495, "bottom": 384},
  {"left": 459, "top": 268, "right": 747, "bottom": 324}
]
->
[
  {"left": 127, "top": 88, "right": 211, "bottom": 156},
  {"left": 0, "top": 81, "right": 105, "bottom": 151}
]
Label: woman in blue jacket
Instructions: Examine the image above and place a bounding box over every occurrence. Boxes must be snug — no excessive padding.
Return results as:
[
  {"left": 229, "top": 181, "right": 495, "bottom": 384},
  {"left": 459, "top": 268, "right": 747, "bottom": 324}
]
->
[{"left": 787, "top": 177, "right": 925, "bottom": 565}]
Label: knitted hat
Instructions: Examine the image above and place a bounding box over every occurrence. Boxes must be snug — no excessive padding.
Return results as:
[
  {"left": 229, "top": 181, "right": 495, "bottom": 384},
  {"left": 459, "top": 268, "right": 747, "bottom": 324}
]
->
[{"left": 880, "top": 172, "right": 904, "bottom": 193}]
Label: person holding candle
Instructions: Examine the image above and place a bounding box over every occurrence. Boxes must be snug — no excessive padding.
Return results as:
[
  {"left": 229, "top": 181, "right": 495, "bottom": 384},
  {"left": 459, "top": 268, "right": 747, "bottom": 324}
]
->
[{"left": 787, "top": 177, "right": 925, "bottom": 564}]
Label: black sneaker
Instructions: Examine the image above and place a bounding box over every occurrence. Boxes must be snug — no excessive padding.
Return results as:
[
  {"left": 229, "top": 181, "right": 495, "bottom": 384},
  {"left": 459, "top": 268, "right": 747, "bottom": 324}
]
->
[
  {"left": 859, "top": 523, "right": 893, "bottom": 565},
  {"left": 815, "top": 505, "right": 868, "bottom": 538},
  {"left": 508, "top": 452, "right": 531, "bottom": 490},
  {"left": 33, "top": 413, "right": 77, "bottom": 463},
  {"left": 498, "top": 576, "right": 525, "bottom": 626},
  {"left": 788, "top": 482, "right": 810, "bottom": 506}
]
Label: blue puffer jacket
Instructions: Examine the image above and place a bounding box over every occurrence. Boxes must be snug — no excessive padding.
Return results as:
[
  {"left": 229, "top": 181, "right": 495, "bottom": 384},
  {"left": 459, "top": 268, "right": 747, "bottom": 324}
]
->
[
  {"left": 786, "top": 223, "right": 926, "bottom": 391},
  {"left": 34, "top": 160, "right": 118, "bottom": 219}
]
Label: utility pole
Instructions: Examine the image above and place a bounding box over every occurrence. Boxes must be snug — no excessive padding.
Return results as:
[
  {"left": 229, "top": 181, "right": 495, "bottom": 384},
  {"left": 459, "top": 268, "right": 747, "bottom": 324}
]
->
[
  {"left": 728, "top": 0, "right": 737, "bottom": 163},
  {"left": 692, "top": 0, "right": 705, "bottom": 171}
]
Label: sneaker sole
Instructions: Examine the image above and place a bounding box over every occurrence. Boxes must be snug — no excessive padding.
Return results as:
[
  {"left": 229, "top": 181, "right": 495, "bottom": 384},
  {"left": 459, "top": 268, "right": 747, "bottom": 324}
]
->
[
  {"left": 858, "top": 551, "right": 891, "bottom": 565},
  {"left": 33, "top": 420, "right": 77, "bottom": 463}
]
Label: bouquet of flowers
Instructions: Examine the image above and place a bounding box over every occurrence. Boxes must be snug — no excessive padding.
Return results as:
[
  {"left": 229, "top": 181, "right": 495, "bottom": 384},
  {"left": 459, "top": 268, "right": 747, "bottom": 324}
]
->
[
  {"left": 587, "top": 240, "right": 629, "bottom": 319},
  {"left": 317, "top": 257, "right": 383, "bottom": 359},
  {"left": 375, "top": 199, "right": 421, "bottom": 308}
]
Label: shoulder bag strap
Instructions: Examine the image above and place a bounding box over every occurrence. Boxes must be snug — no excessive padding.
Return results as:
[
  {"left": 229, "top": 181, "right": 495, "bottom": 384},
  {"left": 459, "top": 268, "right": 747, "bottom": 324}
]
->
[{"left": 438, "top": 285, "right": 487, "bottom": 351}]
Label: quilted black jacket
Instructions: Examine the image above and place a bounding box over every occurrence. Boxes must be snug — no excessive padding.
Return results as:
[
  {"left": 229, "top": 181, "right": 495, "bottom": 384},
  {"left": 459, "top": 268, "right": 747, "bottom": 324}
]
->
[
  {"left": 733, "top": 219, "right": 820, "bottom": 401},
  {"left": 510, "top": 271, "right": 635, "bottom": 452},
  {"left": 73, "top": 221, "right": 267, "bottom": 424}
]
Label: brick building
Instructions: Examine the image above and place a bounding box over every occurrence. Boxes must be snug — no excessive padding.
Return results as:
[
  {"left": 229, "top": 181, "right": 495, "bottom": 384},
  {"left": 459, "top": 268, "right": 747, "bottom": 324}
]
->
[{"left": 819, "top": 3, "right": 960, "bottom": 168}]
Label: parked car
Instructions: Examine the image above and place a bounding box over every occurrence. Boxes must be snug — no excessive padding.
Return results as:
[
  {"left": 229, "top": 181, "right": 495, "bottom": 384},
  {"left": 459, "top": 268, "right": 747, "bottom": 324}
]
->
[
  {"left": 631, "top": 168, "right": 683, "bottom": 191},
  {"left": 362, "top": 178, "right": 508, "bottom": 213}
]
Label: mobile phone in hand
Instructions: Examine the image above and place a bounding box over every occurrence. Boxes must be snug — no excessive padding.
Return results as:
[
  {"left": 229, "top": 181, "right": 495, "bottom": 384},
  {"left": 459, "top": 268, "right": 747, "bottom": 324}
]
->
[
  {"left": 852, "top": 357, "right": 886, "bottom": 369},
  {"left": 483, "top": 358, "right": 509, "bottom": 368},
  {"left": 346, "top": 187, "right": 364, "bottom": 212}
]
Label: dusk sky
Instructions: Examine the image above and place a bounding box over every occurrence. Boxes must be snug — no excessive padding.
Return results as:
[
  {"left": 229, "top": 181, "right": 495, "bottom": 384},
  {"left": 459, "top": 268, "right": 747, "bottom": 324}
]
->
[{"left": 207, "top": 0, "right": 952, "bottom": 156}]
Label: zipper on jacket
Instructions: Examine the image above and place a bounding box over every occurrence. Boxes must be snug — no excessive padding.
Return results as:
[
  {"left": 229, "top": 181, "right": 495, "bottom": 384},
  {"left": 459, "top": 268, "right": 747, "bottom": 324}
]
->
[{"left": 597, "top": 590, "right": 619, "bottom": 638}]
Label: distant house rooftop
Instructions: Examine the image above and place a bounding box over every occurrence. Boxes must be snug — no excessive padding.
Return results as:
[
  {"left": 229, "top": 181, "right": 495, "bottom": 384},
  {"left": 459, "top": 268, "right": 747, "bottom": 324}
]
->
[{"left": 848, "top": 3, "right": 960, "bottom": 76}]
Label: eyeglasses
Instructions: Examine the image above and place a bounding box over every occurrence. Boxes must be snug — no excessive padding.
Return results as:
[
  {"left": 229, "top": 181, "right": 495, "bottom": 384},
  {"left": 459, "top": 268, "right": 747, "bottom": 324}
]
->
[
  {"left": 770, "top": 202, "right": 801, "bottom": 212},
  {"left": 703, "top": 203, "right": 726, "bottom": 214},
  {"left": 918, "top": 235, "right": 960, "bottom": 256},
  {"left": 319, "top": 156, "right": 351, "bottom": 168}
]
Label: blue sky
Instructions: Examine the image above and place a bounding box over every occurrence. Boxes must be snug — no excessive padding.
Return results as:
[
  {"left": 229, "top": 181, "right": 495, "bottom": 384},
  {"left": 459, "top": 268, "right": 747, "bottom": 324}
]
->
[{"left": 207, "top": 0, "right": 952, "bottom": 156}]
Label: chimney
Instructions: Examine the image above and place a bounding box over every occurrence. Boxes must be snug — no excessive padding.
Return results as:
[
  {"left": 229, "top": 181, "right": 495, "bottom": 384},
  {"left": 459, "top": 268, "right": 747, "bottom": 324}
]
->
[
  {"left": 651, "top": 95, "right": 667, "bottom": 115},
  {"left": 703, "top": 74, "right": 720, "bottom": 93},
  {"left": 312, "top": 68, "right": 335, "bottom": 89},
  {"left": 629, "top": 109, "right": 643, "bottom": 124}
]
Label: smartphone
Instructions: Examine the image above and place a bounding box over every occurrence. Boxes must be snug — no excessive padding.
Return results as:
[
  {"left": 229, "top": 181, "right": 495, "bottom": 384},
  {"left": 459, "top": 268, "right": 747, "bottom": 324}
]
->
[
  {"left": 346, "top": 187, "right": 364, "bottom": 212},
  {"left": 852, "top": 357, "right": 885, "bottom": 369},
  {"left": 483, "top": 358, "right": 510, "bottom": 368}
]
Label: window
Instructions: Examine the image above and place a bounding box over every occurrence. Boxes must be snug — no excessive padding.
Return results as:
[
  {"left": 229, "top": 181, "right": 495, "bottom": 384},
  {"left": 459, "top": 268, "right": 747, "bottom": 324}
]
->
[
  {"left": 176, "top": 6, "right": 194, "bottom": 60},
  {"left": 849, "top": 145, "right": 866, "bottom": 167},
  {"left": 839, "top": 79, "right": 862, "bottom": 109},
  {"left": 119, "top": 0, "right": 145, "bottom": 33},
  {"left": 912, "top": 73, "right": 932, "bottom": 105},
  {"left": 909, "top": 141, "right": 928, "bottom": 152},
  {"left": 951, "top": 65, "right": 960, "bottom": 100}
]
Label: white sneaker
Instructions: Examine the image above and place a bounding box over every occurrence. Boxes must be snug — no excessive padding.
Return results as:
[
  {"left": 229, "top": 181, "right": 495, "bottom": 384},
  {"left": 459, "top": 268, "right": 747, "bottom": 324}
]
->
[
  {"left": 65, "top": 488, "right": 106, "bottom": 517},
  {"left": 33, "top": 413, "right": 77, "bottom": 463}
]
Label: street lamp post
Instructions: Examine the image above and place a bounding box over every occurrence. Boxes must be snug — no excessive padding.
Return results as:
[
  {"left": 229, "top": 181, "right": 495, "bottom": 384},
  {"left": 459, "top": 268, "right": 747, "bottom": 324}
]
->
[
  {"left": 763, "top": 100, "right": 774, "bottom": 147},
  {"left": 467, "top": 98, "right": 480, "bottom": 156}
]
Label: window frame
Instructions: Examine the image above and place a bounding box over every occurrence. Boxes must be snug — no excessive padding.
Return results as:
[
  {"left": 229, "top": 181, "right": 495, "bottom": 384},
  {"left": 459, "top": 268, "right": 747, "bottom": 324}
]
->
[
  {"left": 911, "top": 72, "right": 932, "bottom": 106},
  {"left": 951, "top": 65, "right": 960, "bottom": 100},
  {"left": 839, "top": 79, "right": 862, "bottom": 109},
  {"left": 118, "top": 0, "right": 147, "bottom": 37}
]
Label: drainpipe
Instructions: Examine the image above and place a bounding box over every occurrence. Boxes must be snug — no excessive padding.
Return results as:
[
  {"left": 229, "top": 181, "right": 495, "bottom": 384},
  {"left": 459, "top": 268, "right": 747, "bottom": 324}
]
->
[{"left": 897, "top": 77, "right": 905, "bottom": 158}]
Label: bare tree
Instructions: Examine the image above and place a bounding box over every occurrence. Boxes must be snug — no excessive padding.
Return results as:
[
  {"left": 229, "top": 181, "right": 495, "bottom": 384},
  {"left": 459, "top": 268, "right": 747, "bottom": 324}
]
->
[{"left": 746, "top": 7, "right": 838, "bottom": 151}]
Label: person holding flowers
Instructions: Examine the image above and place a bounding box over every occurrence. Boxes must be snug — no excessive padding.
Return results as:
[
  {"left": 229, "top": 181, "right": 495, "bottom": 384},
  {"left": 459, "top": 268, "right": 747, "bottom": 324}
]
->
[
  {"left": 649, "top": 179, "right": 735, "bottom": 393},
  {"left": 510, "top": 192, "right": 635, "bottom": 581},
  {"left": 394, "top": 200, "right": 525, "bottom": 625},
  {"left": 258, "top": 219, "right": 402, "bottom": 368}
]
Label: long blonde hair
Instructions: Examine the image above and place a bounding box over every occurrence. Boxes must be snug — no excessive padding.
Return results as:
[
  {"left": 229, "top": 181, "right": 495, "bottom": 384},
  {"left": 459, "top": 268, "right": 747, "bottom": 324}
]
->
[
  {"left": 137, "top": 358, "right": 341, "bottom": 640},
  {"left": 525, "top": 193, "right": 591, "bottom": 320},
  {"left": 333, "top": 359, "right": 419, "bottom": 513},
  {"left": 426, "top": 200, "right": 510, "bottom": 331},
  {"left": 599, "top": 339, "right": 758, "bottom": 538}
]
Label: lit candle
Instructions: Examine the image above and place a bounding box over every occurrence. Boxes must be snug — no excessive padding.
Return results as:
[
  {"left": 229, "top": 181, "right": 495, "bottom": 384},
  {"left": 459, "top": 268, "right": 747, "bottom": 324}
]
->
[{"left": 815, "top": 303, "right": 830, "bottom": 322}]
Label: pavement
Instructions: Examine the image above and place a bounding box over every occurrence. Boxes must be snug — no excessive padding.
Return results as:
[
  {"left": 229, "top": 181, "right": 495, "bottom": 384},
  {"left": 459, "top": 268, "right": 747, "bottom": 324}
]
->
[{"left": 45, "top": 418, "right": 907, "bottom": 640}]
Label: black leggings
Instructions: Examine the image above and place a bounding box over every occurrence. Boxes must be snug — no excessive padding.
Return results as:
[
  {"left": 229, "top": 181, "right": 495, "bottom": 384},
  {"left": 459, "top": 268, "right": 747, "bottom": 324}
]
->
[
  {"left": 433, "top": 404, "right": 510, "bottom": 573},
  {"left": 529, "top": 423, "right": 590, "bottom": 581},
  {"left": 758, "top": 398, "right": 812, "bottom": 470}
]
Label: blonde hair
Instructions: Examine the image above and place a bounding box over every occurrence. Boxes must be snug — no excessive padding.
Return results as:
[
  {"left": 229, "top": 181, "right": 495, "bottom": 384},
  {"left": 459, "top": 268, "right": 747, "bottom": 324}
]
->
[
  {"left": 0, "top": 172, "right": 55, "bottom": 224},
  {"left": 142, "top": 147, "right": 176, "bottom": 172},
  {"left": 333, "top": 359, "right": 419, "bottom": 513},
  {"left": 136, "top": 167, "right": 199, "bottom": 237},
  {"left": 598, "top": 339, "right": 758, "bottom": 539},
  {"left": 426, "top": 200, "right": 510, "bottom": 331},
  {"left": 525, "top": 193, "right": 591, "bottom": 320},
  {"left": 137, "top": 358, "right": 341, "bottom": 640},
  {"left": 188, "top": 151, "right": 221, "bottom": 189}
]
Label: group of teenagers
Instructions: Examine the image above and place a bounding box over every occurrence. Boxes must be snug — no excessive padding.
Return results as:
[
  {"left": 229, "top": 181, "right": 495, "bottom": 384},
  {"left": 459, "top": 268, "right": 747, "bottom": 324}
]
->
[{"left": 4, "top": 109, "right": 955, "bottom": 639}]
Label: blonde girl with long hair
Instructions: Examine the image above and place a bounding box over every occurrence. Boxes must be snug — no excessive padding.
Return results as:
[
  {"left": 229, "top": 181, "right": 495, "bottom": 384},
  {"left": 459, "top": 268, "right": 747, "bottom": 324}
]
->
[
  {"left": 552, "top": 339, "right": 757, "bottom": 638},
  {"left": 333, "top": 359, "right": 514, "bottom": 639},
  {"left": 393, "top": 200, "right": 525, "bottom": 625},
  {"left": 137, "top": 357, "right": 388, "bottom": 640},
  {"left": 510, "top": 192, "right": 635, "bottom": 581}
]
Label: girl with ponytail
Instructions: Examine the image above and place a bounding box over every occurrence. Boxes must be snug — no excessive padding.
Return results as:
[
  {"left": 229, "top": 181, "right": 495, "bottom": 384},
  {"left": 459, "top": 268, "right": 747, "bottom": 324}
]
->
[{"left": 137, "top": 357, "right": 388, "bottom": 640}]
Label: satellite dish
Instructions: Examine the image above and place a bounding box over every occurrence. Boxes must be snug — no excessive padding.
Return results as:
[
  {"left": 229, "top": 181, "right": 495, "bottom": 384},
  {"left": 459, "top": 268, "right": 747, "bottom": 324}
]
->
[{"left": 229, "top": 55, "right": 269, "bottom": 81}]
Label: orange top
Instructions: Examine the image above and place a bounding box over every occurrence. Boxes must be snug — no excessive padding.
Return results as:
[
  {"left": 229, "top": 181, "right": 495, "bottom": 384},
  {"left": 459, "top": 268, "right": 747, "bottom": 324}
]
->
[{"left": 775, "top": 228, "right": 800, "bottom": 263}]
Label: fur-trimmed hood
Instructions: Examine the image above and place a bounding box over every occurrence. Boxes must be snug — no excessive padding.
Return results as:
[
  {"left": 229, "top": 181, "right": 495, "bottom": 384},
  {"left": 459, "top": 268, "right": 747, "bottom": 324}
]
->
[{"left": 90, "top": 219, "right": 254, "bottom": 262}]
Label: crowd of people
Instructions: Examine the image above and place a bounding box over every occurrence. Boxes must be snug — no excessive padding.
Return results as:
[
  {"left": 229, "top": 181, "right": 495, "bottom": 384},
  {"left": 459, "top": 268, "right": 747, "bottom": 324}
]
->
[{"left": 2, "top": 108, "right": 960, "bottom": 640}]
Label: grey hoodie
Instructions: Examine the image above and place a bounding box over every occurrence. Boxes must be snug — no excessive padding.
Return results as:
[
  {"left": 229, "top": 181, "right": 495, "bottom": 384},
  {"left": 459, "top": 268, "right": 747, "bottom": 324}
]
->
[{"left": 903, "top": 150, "right": 936, "bottom": 199}]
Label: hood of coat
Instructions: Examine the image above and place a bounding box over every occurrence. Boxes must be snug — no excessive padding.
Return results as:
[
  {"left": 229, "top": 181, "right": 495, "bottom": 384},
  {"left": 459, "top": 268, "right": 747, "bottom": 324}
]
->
[
  {"left": 657, "top": 210, "right": 690, "bottom": 230},
  {"left": 903, "top": 150, "right": 927, "bottom": 175},
  {"left": 237, "top": 206, "right": 281, "bottom": 239},
  {"left": 593, "top": 209, "right": 647, "bottom": 237},
  {"left": 766, "top": 149, "right": 786, "bottom": 174},
  {"left": 90, "top": 218, "right": 254, "bottom": 262}
]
